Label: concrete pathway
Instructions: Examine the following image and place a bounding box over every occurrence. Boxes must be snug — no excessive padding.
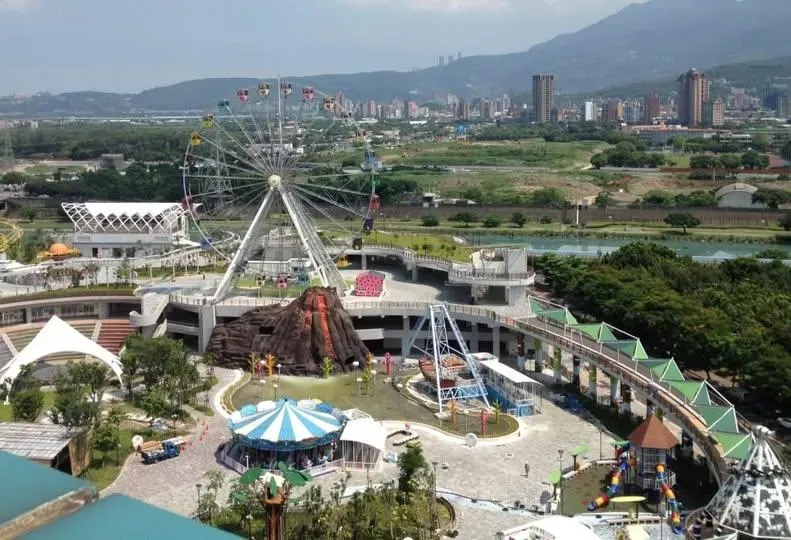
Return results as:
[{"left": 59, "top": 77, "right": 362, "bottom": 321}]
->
[{"left": 102, "top": 367, "right": 240, "bottom": 516}]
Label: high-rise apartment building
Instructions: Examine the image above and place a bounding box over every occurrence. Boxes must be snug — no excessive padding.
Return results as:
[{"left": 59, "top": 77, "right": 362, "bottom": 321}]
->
[
  {"left": 602, "top": 99, "right": 621, "bottom": 123},
  {"left": 645, "top": 93, "right": 660, "bottom": 123},
  {"left": 703, "top": 97, "right": 725, "bottom": 127},
  {"left": 439, "top": 56, "right": 445, "bottom": 67},
  {"left": 583, "top": 101, "right": 597, "bottom": 122},
  {"left": 532, "top": 74, "right": 555, "bottom": 123},
  {"left": 678, "top": 69, "right": 710, "bottom": 126},
  {"left": 624, "top": 101, "right": 645, "bottom": 125}
]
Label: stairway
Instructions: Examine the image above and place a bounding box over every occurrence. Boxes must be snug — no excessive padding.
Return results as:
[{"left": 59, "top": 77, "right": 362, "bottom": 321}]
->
[{"left": 96, "top": 319, "right": 133, "bottom": 354}]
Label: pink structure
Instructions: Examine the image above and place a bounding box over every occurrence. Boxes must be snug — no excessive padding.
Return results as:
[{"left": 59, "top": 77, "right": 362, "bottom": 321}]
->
[{"left": 354, "top": 271, "right": 385, "bottom": 297}]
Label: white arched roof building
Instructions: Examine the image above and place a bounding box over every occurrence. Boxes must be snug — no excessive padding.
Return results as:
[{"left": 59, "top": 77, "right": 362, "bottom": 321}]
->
[
  {"left": 714, "top": 183, "right": 765, "bottom": 209},
  {"left": 61, "top": 202, "right": 194, "bottom": 258}
]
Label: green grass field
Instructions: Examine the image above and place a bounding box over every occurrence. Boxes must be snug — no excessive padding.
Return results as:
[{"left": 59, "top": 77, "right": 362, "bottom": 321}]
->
[
  {"left": 0, "top": 390, "right": 56, "bottom": 421},
  {"left": 379, "top": 140, "right": 606, "bottom": 169},
  {"left": 231, "top": 373, "right": 517, "bottom": 437}
]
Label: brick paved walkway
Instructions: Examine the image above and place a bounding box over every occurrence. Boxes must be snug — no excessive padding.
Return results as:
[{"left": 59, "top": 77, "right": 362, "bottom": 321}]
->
[{"left": 102, "top": 367, "right": 240, "bottom": 516}]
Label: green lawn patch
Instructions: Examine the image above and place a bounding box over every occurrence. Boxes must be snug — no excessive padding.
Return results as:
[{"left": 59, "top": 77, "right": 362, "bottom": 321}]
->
[
  {"left": 0, "top": 285, "right": 135, "bottom": 305},
  {"left": 231, "top": 373, "right": 518, "bottom": 438}
]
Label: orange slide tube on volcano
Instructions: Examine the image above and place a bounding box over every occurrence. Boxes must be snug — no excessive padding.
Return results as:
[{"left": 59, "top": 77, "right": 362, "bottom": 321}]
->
[{"left": 316, "top": 293, "right": 336, "bottom": 359}]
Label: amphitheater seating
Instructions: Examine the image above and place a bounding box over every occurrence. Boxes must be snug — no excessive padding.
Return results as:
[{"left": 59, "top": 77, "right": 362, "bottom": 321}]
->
[
  {"left": 0, "top": 338, "right": 13, "bottom": 372},
  {"left": 6, "top": 321, "right": 100, "bottom": 364},
  {"left": 97, "top": 319, "right": 133, "bottom": 354},
  {"left": 354, "top": 271, "right": 385, "bottom": 297}
]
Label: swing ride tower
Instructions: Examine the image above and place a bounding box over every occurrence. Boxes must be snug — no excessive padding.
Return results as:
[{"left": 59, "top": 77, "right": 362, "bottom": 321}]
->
[
  {"left": 405, "top": 304, "right": 490, "bottom": 413},
  {"left": 183, "top": 79, "right": 379, "bottom": 304}
]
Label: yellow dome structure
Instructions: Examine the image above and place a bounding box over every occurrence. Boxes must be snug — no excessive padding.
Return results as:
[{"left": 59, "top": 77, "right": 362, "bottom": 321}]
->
[
  {"left": 38, "top": 242, "right": 79, "bottom": 261},
  {"left": 48, "top": 243, "right": 70, "bottom": 257}
]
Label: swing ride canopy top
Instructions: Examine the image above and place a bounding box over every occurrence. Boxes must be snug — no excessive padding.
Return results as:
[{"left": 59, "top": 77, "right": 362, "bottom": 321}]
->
[{"left": 228, "top": 398, "right": 344, "bottom": 451}]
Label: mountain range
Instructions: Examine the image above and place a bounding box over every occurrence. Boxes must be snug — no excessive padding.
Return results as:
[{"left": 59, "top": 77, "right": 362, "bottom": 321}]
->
[{"left": 2, "top": 0, "right": 791, "bottom": 116}]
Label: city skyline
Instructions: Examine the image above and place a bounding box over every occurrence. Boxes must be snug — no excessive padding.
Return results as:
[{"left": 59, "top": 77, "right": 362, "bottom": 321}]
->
[{"left": 0, "top": 0, "right": 641, "bottom": 95}]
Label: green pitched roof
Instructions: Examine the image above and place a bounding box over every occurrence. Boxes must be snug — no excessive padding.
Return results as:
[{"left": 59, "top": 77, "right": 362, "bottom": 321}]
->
[
  {"left": 528, "top": 297, "right": 546, "bottom": 316},
  {"left": 538, "top": 309, "right": 578, "bottom": 326},
  {"left": 694, "top": 405, "right": 740, "bottom": 434},
  {"left": 668, "top": 381, "right": 706, "bottom": 401},
  {"left": 23, "top": 494, "right": 237, "bottom": 540},
  {"left": 692, "top": 383, "right": 712, "bottom": 406},
  {"left": 658, "top": 359, "right": 685, "bottom": 382},
  {"left": 608, "top": 340, "right": 649, "bottom": 360},
  {"left": 573, "top": 323, "right": 618, "bottom": 342},
  {"left": 712, "top": 432, "right": 753, "bottom": 460}
]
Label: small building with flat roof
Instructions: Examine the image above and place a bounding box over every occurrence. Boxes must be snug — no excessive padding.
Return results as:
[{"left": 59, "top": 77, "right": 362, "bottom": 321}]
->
[{"left": 0, "top": 423, "right": 91, "bottom": 476}]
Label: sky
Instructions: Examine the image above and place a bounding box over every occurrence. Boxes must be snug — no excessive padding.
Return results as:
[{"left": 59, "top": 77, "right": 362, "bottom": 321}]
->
[{"left": 0, "top": 0, "right": 643, "bottom": 95}]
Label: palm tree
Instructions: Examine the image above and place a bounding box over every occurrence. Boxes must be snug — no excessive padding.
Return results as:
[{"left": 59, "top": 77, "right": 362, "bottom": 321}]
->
[
  {"left": 248, "top": 352, "right": 259, "bottom": 380},
  {"left": 321, "top": 357, "right": 333, "bottom": 379},
  {"left": 264, "top": 354, "right": 276, "bottom": 379},
  {"left": 231, "top": 462, "right": 312, "bottom": 540},
  {"left": 493, "top": 400, "right": 503, "bottom": 424},
  {"left": 448, "top": 399, "right": 458, "bottom": 430}
]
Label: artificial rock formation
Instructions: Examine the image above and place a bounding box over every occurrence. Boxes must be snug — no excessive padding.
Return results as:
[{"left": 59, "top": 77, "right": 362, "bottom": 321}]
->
[{"left": 207, "top": 287, "right": 369, "bottom": 375}]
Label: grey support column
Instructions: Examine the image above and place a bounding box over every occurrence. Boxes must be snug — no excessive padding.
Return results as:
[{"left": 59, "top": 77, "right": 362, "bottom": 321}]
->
[
  {"left": 471, "top": 323, "right": 480, "bottom": 353},
  {"left": 361, "top": 252, "right": 367, "bottom": 270},
  {"left": 401, "top": 316, "right": 410, "bottom": 359},
  {"left": 491, "top": 325, "right": 500, "bottom": 357},
  {"left": 198, "top": 304, "right": 217, "bottom": 353},
  {"left": 588, "top": 364, "right": 598, "bottom": 401},
  {"left": 553, "top": 347, "right": 562, "bottom": 384},
  {"left": 411, "top": 266, "right": 418, "bottom": 282},
  {"left": 620, "top": 384, "right": 632, "bottom": 414},
  {"left": 572, "top": 356, "right": 581, "bottom": 386},
  {"left": 609, "top": 375, "right": 619, "bottom": 408}
]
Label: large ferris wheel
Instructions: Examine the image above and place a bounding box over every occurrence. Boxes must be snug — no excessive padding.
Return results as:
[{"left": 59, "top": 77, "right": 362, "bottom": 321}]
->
[{"left": 183, "top": 79, "right": 380, "bottom": 303}]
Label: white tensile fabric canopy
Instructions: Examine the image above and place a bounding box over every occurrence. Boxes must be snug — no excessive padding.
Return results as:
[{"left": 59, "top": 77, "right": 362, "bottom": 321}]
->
[
  {"left": 340, "top": 418, "right": 387, "bottom": 470},
  {"left": 0, "top": 316, "right": 124, "bottom": 396}
]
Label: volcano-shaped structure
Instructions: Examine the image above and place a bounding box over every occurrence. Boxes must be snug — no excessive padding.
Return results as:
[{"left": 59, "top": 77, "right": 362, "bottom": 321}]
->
[{"left": 207, "top": 287, "right": 369, "bottom": 375}]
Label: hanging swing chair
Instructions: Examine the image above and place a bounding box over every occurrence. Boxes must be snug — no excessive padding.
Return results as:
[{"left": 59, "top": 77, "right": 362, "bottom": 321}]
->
[{"left": 337, "top": 255, "right": 350, "bottom": 269}]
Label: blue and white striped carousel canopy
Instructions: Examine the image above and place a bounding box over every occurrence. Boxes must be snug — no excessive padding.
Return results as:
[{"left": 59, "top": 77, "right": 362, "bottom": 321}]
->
[{"left": 228, "top": 398, "right": 343, "bottom": 446}]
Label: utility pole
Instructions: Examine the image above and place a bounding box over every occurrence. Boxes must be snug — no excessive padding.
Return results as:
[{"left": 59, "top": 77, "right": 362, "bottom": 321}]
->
[{"left": 0, "top": 123, "right": 13, "bottom": 172}]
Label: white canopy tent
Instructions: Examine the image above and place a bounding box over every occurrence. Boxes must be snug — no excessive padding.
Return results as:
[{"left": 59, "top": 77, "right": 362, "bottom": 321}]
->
[
  {"left": 0, "top": 316, "right": 123, "bottom": 402},
  {"left": 340, "top": 418, "right": 387, "bottom": 470}
]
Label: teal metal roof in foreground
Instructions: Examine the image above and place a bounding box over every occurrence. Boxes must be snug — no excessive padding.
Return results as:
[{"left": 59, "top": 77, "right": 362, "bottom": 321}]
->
[
  {"left": 0, "top": 451, "right": 95, "bottom": 525},
  {"left": 22, "top": 494, "right": 237, "bottom": 540}
]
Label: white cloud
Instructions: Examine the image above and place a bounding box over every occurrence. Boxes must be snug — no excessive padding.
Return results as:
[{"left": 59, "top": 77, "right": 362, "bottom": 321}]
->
[
  {"left": 0, "top": 0, "right": 34, "bottom": 10},
  {"left": 339, "top": 0, "right": 511, "bottom": 12}
]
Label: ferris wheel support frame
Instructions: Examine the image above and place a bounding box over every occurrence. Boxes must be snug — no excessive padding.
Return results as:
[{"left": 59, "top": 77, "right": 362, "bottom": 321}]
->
[{"left": 209, "top": 177, "right": 348, "bottom": 304}]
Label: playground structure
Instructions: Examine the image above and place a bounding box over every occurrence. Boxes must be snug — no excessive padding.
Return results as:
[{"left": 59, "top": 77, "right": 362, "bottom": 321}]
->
[
  {"left": 405, "top": 304, "right": 489, "bottom": 413},
  {"left": 585, "top": 416, "right": 683, "bottom": 535},
  {"left": 588, "top": 442, "right": 632, "bottom": 511}
]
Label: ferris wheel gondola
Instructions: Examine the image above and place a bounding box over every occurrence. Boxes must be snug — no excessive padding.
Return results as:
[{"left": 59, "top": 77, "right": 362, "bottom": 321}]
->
[{"left": 183, "top": 79, "right": 379, "bottom": 303}]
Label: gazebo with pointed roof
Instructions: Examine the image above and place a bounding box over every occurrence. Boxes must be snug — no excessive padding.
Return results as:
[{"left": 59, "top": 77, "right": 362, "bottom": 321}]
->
[
  {"left": 706, "top": 425, "right": 791, "bottom": 539},
  {"left": 628, "top": 415, "right": 680, "bottom": 490}
]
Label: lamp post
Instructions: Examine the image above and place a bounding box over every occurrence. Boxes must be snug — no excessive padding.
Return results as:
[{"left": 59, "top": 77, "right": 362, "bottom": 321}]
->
[
  {"left": 171, "top": 414, "right": 178, "bottom": 429},
  {"left": 432, "top": 461, "right": 439, "bottom": 532},
  {"left": 277, "top": 363, "right": 281, "bottom": 379},
  {"left": 195, "top": 483, "right": 202, "bottom": 520},
  {"left": 371, "top": 370, "right": 377, "bottom": 396},
  {"left": 557, "top": 449, "right": 564, "bottom": 515},
  {"left": 273, "top": 383, "right": 279, "bottom": 401},
  {"left": 352, "top": 360, "right": 360, "bottom": 371}
]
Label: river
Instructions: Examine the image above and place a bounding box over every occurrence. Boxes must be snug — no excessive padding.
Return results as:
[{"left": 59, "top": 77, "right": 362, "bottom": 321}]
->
[{"left": 469, "top": 234, "right": 791, "bottom": 261}]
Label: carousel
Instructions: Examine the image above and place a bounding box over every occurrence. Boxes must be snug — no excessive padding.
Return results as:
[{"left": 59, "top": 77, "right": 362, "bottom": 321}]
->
[{"left": 227, "top": 397, "right": 345, "bottom": 471}]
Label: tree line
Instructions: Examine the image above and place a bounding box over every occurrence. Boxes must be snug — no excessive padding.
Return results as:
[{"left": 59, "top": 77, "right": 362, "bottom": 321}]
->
[{"left": 535, "top": 243, "right": 791, "bottom": 412}]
